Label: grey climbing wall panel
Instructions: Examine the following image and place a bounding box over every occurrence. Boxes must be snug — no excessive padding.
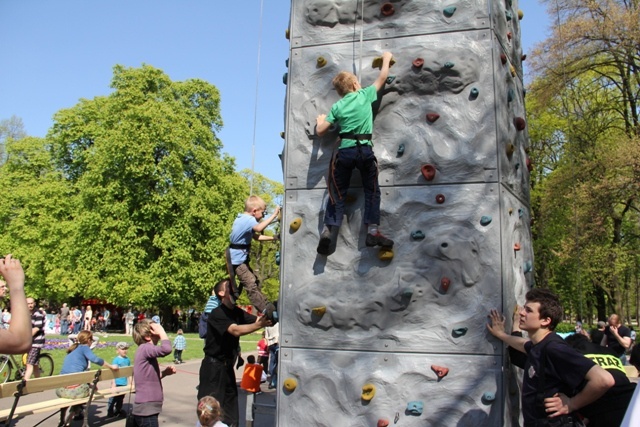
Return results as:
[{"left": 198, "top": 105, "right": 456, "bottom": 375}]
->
[{"left": 279, "top": 0, "right": 532, "bottom": 425}]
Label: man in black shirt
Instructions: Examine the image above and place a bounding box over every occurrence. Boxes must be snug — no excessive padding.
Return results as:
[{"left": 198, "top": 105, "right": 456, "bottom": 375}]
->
[
  {"left": 601, "top": 314, "right": 632, "bottom": 363},
  {"left": 197, "top": 279, "right": 270, "bottom": 427}
]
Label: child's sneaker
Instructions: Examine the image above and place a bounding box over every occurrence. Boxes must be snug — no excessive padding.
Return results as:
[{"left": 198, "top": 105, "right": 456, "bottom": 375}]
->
[
  {"left": 316, "top": 229, "right": 331, "bottom": 255},
  {"left": 366, "top": 232, "right": 394, "bottom": 248}
]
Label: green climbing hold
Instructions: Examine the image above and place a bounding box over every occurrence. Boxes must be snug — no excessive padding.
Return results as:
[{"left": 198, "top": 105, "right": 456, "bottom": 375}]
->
[
  {"left": 480, "top": 216, "right": 492, "bottom": 226},
  {"left": 411, "top": 230, "right": 425, "bottom": 240},
  {"left": 518, "top": 208, "right": 524, "bottom": 218},
  {"left": 401, "top": 287, "right": 413, "bottom": 298},
  {"left": 443, "top": 6, "right": 457, "bottom": 17},
  {"left": 470, "top": 87, "right": 479, "bottom": 99},
  {"left": 386, "top": 75, "right": 396, "bottom": 84},
  {"left": 524, "top": 260, "right": 533, "bottom": 273},
  {"left": 397, "top": 144, "right": 405, "bottom": 156},
  {"left": 505, "top": 10, "right": 512, "bottom": 21},
  {"left": 508, "top": 88, "right": 515, "bottom": 102},
  {"left": 444, "top": 61, "right": 454, "bottom": 69}
]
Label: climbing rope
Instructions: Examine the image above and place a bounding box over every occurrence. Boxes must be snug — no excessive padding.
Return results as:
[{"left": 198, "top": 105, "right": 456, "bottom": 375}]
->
[
  {"left": 357, "top": 0, "right": 365, "bottom": 82},
  {"left": 249, "top": 0, "right": 264, "bottom": 195}
]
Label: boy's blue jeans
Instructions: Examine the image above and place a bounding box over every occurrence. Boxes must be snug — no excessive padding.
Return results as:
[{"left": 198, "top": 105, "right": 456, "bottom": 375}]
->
[
  {"left": 324, "top": 145, "right": 381, "bottom": 227},
  {"left": 107, "top": 394, "right": 124, "bottom": 414}
]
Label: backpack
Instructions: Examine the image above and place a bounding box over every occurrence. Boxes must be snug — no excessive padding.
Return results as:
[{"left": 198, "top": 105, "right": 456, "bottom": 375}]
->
[{"left": 198, "top": 312, "right": 209, "bottom": 339}]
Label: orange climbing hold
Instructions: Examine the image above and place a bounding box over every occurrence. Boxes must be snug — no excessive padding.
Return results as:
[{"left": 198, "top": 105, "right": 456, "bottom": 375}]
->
[
  {"left": 431, "top": 365, "right": 449, "bottom": 380},
  {"left": 421, "top": 164, "right": 436, "bottom": 181},
  {"left": 412, "top": 57, "right": 424, "bottom": 69},
  {"left": 377, "top": 419, "right": 390, "bottom": 427},
  {"left": 514, "top": 243, "right": 521, "bottom": 251}
]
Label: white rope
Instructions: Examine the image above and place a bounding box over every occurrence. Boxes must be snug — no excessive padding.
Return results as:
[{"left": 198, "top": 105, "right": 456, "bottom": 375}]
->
[
  {"left": 250, "top": 0, "right": 264, "bottom": 195},
  {"left": 357, "top": 0, "right": 365, "bottom": 83}
]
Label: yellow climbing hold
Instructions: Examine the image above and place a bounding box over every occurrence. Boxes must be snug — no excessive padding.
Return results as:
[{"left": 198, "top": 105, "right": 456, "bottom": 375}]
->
[
  {"left": 289, "top": 218, "right": 302, "bottom": 232},
  {"left": 311, "top": 306, "right": 326, "bottom": 316},
  {"left": 378, "top": 247, "right": 394, "bottom": 261},
  {"left": 361, "top": 383, "right": 376, "bottom": 401},
  {"left": 284, "top": 377, "right": 297, "bottom": 392},
  {"left": 510, "top": 64, "right": 516, "bottom": 77},
  {"left": 371, "top": 56, "right": 396, "bottom": 69},
  {"left": 518, "top": 10, "right": 524, "bottom": 20},
  {"left": 316, "top": 56, "right": 327, "bottom": 68}
]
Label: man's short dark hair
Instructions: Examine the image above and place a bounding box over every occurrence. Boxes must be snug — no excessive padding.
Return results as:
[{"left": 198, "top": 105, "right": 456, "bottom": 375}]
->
[
  {"left": 525, "top": 288, "right": 563, "bottom": 331},
  {"left": 213, "top": 279, "right": 230, "bottom": 299}
]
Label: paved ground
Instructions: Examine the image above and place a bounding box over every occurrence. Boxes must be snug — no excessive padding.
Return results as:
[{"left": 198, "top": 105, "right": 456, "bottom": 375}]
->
[{"left": 4, "top": 353, "right": 276, "bottom": 427}]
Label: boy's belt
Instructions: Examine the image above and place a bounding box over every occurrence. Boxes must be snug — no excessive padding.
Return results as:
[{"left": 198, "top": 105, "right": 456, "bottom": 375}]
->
[
  {"left": 229, "top": 243, "right": 250, "bottom": 250},
  {"left": 339, "top": 133, "right": 372, "bottom": 142}
]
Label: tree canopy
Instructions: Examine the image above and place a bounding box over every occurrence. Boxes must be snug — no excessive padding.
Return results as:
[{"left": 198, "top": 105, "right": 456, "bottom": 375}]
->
[{"left": 0, "top": 65, "right": 283, "bottom": 311}]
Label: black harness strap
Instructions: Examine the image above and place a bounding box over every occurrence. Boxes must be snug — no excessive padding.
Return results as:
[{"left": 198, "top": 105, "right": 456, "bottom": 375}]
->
[{"left": 339, "top": 133, "right": 372, "bottom": 142}]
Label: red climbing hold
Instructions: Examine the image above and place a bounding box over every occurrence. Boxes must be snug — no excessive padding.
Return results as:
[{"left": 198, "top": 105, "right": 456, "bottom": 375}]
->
[
  {"left": 500, "top": 53, "right": 507, "bottom": 65},
  {"left": 381, "top": 3, "right": 394, "bottom": 16},
  {"left": 441, "top": 277, "right": 451, "bottom": 293},
  {"left": 431, "top": 365, "right": 449, "bottom": 379},
  {"left": 377, "top": 419, "right": 390, "bottom": 427},
  {"left": 521, "top": 54, "right": 527, "bottom": 61},
  {"left": 421, "top": 164, "right": 436, "bottom": 181},
  {"left": 514, "top": 117, "right": 526, "bottom": 131},
  {"left": 507, "top": 32, "right": 513, "bottom": 41},
  {"left": 513, "top": 243, "right": 521, "bottom": 251},
  {"left": 436, "top": 194, "right": 445, "bottom": 204},
  {"left": 426, "top": 113, "right": 440, "bottom": 123},
  {"left": 413, "top": 58, "right": 424, "bottom": 68},
  {"left": 526, "top": 157, "right": 533, "bottom": 172}
]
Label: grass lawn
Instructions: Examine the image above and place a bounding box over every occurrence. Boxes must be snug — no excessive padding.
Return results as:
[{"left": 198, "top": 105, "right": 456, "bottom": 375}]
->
[{"left": 42, "top": 331, "right": 263, "bottom": 376}]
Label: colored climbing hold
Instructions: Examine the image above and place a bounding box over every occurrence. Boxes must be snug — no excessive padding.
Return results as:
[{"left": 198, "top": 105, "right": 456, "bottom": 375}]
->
[
  {"left": 510, "top": 64, "right": 517, "bottom": 77},
  {"left": 411, "top": 230, "right": 425, "bottom": 240},
  {"left": 311, "top": 306, "right": 326, "bottom": 317},
  {"left": 406, "top": 401, "right": 424, "bottom": 416},
  {"left": 381, "top": 3, "right": 395, "bottom": 16},
  {"left": 526, "top": 157, "right": 533, "bottom": 172},
  {"left": 316, "top": 56, "right": 327, "bottom": 68},
  {"left": 421, "top": 164, "right": 436, "bottom": 181},
  {"left": 507, "top": 32, "right": 513, "bottom": 41},
  {"left": 500, "top": 53, "right": 507, "bottom": 65},
  {"left": 397, "top": 144, "right": 405, "bottom": 156},
  {"left": 426, "top": 113, "right": 440, "bottom": 123},
  {"left": 377, "top": 419, "right": 390, "bottom": 427},
  {"left": 515, "top": 162, "right": 521, "bottom": 170},
  {"left": 452, "top": 327, "right": 468, "bottom": 338},
  {"left": 444, "top": 61, "right": 454, "bottom": 69},
  {"left": 282, "top": 72, "right": 288, "bottom": 85},
  {"left": 508, "top": 208, "right": 513, "bottom": 215},
  {"left": 521, "top": 54, "right": 527, "bottom": 61},
  {"left": 401, "top": 287, "right": 413, "bottom": 298},
  {"left": 284, "top": 377, "right": 297, "bottom": 392},
  {"left": 518, "top": 9, "right": 524, "bottom": 20},
  {"left": 518, "top": 208, "right": 524, "bottom": 218},
  {"left": 289, "top": 218, "right": 302, "bottom": 232},
  {"left": 482, "top": 392, "right": 496, "bottom": 404},
  {"left": 514, "top": 117, "right": 526, "bottom": 131},
  {"left": 431, "top": 365, "right": 449, "bottom": 380},
  {"left": 506, "top": 143, "right": 515, "bottom": 157},
  {"left": 524, "top": 260, "right": 533, "bottom": 273},
  {"left": 285, "top": 28, "right": 290, "bottom": 40},
  {"left": 440, "top": 277, "right": 451, "bottom": 293},
  {"left": 280, "top": 131, "right": 285, "bottom": 139},
  {"left": 436, "top": 194, "right": 445, "bottom": 204},
  {"left": 386, "top": 75, "right": 396, "bottom": 84},
  {"left": 480, "top": 216, "right": 492, "bottom": 226},
  {"left": 508, "top": 88, "right": 515, "bottom": 102},
  {"left": 505, "top": 10, "right": 512, "bottom": 21},
  {"left": 275, "top": 251, "right": 280, "bottom": 266},
  {"left": 513, "top": 243, "right": 521, "bottom": 251},
  {"left": 372, "top": 56, "right": 396, "bottom": 69},
  {"left": 361, "top": 383, "right": 376, "bottom": 401},
  {"left": 378, "top": 247, "right": 394, "bottom": 261},
  {"left": 470, "top": 87, "right": 479, "bottom": 99},
  {"left": 412, "top": 57, "right": 424, "bottom": 69},
  {"left": 443, "top": 6, "right": 457, "bottom": 17}
]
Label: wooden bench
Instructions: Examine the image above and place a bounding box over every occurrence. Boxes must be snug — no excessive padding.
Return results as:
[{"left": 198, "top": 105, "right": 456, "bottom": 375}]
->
[{"left": 0, "top": 366, "right": 133, "bottom": 426}]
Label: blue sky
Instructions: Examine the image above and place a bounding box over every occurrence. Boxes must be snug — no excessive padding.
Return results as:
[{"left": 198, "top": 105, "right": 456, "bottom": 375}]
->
[{"left": 0, "top": 1, "right": 550, "bottom": 183}]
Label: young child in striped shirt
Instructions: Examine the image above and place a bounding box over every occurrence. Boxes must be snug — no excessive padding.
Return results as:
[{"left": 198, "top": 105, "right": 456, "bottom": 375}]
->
[{"left": 173, "top": 329, "right": 186, "bottom": 364}]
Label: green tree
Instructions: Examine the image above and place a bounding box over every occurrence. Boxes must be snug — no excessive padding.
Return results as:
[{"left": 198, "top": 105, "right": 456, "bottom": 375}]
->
[
  {"left": 0, "top": 115, "right": 27, "bottom": 165},
  {"left": 45, "top": 64, "right": 248, "bottom": 312}
]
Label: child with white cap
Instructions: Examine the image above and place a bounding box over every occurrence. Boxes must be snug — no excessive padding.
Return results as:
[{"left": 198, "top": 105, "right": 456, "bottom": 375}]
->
[{"left": 107, "top": 341, "right": 131, "bottom": 417}]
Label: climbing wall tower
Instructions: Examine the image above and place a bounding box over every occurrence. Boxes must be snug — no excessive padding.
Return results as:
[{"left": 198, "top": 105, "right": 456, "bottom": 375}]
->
[{"left": 279, "top": 0, "right": 533, "bottom": 425}]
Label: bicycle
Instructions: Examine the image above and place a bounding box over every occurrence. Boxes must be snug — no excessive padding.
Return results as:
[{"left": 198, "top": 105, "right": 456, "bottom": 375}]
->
[{"left": 0, "top": 351, "right": 54, "bottom": 383}]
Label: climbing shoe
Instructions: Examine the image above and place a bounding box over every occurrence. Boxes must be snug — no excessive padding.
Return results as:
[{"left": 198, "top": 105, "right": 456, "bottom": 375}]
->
[
  {"left": 263, "top": 302, "right": 279, "bottom": 325},
  {"left": 317, "top": 229, "right": 331, "bottom": 255},
  {"left": 366, "top": 232, "right": 394, "bottom": 248}
]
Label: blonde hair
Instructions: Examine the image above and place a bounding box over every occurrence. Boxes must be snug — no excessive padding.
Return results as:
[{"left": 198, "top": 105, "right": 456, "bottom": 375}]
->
[
  {"left": 132, "top": 318, "right": 153, "bottom": 345},
  {"left": 244, "top": 195, "right": 266, "bottom": 212},
  {"left": 68, "top": 330, "right": 93, "bottom": 353},
  {"left": 197, "top": 396, "right": 223, "bottom": 426},
  {"left": 332, "top": 71, "right": 358, "bottom": 96}
]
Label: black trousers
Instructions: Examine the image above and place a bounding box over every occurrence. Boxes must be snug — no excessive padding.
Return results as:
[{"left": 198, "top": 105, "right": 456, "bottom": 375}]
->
[{"left": 197, "top": 356, "right": 238, "bottom": 427}]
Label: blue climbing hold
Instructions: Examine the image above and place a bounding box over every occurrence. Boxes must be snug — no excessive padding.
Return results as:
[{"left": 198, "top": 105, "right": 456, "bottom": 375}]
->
[
  {"left": 518, "top": 208, "right": 524, "bottom": 218},
  {"left": 444, "top": 61, "right": 455, "bottom": 69},
  {"left": 505, "top": 10, "right": 513, "bottom": 21},
  {"left": 508, "top": 88, "right": 515, "bottom": 103},
  {"left": 411, "top": 230, "right": 425, "bottom": 240},
  {"left": 480, "top": 216, "right": 492, "bottom": 226},
  {"left": 524, "top": 260, "right": 533, "bottom": 273},
  {"left": 443, "top": 6, "right": 457, "bottom": 17},
  {"left": 401, "top": 288, "right": 413, "bottom": 298},
  {"left": 482, "top": 392, "right": 496, "bottom": 405},
  {"left": 470, "top": 87, "right": 479, "bottom": 99},
  {"left": 452, "top": 327, "right": 468, "bottom": 338},
  {"left": 282, "top": 72, "right": 288, "bottom": 85},
  {"left": 406, "top": 401, "right": 424, "bottom": 416},
  {"left": 275, "top": 251, "right": 281, "bottom": 266}
]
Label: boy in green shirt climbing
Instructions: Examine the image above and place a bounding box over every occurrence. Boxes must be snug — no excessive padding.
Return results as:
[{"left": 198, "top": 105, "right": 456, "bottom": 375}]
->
[{"left": 315, "top": 51, "right": 394, "bottom": 255}]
